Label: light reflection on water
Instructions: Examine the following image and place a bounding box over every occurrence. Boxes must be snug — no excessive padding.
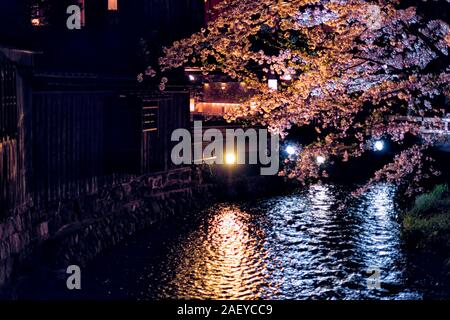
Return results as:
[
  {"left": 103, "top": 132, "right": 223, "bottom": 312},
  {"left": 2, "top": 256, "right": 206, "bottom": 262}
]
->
[
  {"left": 161, "top": 208, "right": 275, "bottom": 299},
  {"left": 81, "top": 183, "right": 425, "bottom": 300}
]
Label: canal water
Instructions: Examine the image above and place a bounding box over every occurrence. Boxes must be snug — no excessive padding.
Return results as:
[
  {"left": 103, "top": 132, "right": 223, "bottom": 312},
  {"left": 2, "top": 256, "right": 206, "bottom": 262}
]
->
[{"left": 20, "top": 183, "right": 450, "bottom": 300}]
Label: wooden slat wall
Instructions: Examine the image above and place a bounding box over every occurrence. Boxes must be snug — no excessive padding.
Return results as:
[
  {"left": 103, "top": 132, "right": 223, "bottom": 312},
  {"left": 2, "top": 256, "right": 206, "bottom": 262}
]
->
[
  {"left": 0, "top": 139, "right": 18, "bottom": 214},
  {"left": 142, "top": 91, "right": 189, "bottom": 173},
  {"left": 3, "top": 82, "right": 189, "bottom": 213},
  {"left": 160, "top": 92, "right": 190, "bottom": 172},
  {"left": 32, "top": 91, "right": 130, "bottom": 205},
  {"left": 0, "top": 58, "right": 17, "bottom": 139},
  {"left": 141, "top": 100, "right": 160, "bottom": 173},
  {"left": 103, "top": 95, "right": 141, "bottom": 175},
  {"left": 0, "top": 55, "right": 23, "bottom": 216}
]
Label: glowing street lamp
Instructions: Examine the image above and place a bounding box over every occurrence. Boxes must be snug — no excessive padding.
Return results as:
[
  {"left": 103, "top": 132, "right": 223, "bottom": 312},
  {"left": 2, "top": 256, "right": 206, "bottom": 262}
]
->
[
  {"left": 286, "top": 146, "right": 296, "bottom": 156},
  {"left": 190, "top": 98, "right": 196, "bottom": 112},
  {"left": 188, "top": 74, "right": 196, "bottom": 81},
  {"left": 31, "top": 18, "right": 41, "bottom": 26},
  {"left": 316, "top": 155, "right": 326, "bottom": 165},
  {"left": 225, "top": 153, "right": 237, "bottom": 165},
  {"left": 374, "top": 140, "right": 385, "bottom": 152}
]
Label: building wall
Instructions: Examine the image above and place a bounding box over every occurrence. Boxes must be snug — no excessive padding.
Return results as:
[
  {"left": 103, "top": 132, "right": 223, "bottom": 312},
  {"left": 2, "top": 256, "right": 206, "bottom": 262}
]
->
[
  {"left": 0, "top": 0, "right": 204, "bottom": 76},
  {"left": 0, "top": 166, "right": 216, "bottom": 294},
  {"left": 0, "top": 76, "right": 192, "bottom": 293},
  {"left": 30, "top": 87, "right": 191, "bottom": 204},
  {"left": 0, "top": 49, "right": 33, "bottom": 216},
  {"left": 142, "top": 91, "right": 190, "bottom": 173},
  {"left": 32, "top": 91, "right": 118, "bottom": 205},
  {"left": 0, "top": 2, "right": 196, "bottom": 293},
  {"left": 0, "top": 55, "right": 19, "bottom": 213}
]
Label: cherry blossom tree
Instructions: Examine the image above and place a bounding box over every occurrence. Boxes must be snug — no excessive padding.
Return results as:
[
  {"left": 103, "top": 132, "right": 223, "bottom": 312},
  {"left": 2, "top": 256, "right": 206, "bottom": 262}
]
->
[{"left": 158, "top": 0, "right": 450, "bottom": 194}]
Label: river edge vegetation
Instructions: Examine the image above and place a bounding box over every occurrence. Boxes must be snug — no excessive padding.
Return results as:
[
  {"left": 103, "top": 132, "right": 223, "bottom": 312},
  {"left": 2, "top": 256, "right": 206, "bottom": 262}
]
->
[{"left": 402, "top": 184, "right": 450, "bottom": 275}]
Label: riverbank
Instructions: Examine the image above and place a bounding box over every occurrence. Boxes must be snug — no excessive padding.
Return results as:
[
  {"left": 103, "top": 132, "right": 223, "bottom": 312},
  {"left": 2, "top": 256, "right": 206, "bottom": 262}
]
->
[
  {"left": 402, "top": 184, "right": 450, "bottom": 278},
  {"left": 16, "top": 183, "right": 431, "bottom": 300},
  {"left": 0, "top": 165, "right": 288, "bottom": 299}
]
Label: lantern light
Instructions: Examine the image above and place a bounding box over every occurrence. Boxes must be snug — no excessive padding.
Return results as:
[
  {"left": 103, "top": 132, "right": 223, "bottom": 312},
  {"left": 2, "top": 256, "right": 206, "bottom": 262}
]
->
[
  {"left": 374, "top": 140, "right": 385, "bottom": 152},
  {"left": 286, "top": 146, "right": 296, "bottom": 156},
  {"left": 316, "top": 155, "right": 326, "bottom": 165},
  {"left": 190, "top": 98, "right": 195, "bottom": 112},
  {"left": 31, "top": 18, "right": 41, "bottom": 26},
  {"left": 225, "top": 153, "right": 237, "bottom": 165}
]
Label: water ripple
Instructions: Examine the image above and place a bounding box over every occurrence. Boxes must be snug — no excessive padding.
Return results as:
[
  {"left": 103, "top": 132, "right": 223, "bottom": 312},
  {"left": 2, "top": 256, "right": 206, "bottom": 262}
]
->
[{"left": 80, "top": 183, "right": 428, "bottom": 300}]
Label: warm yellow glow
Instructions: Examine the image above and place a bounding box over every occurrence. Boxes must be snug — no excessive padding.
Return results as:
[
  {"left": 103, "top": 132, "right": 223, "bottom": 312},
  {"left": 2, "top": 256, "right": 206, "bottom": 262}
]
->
[
  {"left": 108, "top": 0, "right": 118, "bottom": 11},
  {"left": 225, "top": 153, "right": 236, "bottom": 165},
  {"left": 190, "top": 98, "right": 196, "bottom": 112},
  {"left": 31, "top": 18, "right": 40, "bottom": 26},
  {"left": 162, "top": 206, "right": 275, "bottom": 299},
  {"left": 194, "top": 102, "right": 240, "bottom": 115},
  {"left": 199, "top": 102, "right": 239, "bottom": 106}
]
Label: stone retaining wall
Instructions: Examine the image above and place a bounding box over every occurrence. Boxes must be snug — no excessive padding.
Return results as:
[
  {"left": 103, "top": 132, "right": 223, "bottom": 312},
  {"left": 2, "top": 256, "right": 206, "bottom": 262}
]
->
[{"left": 0, "top": 167, "right": 216, "bottom": 293}]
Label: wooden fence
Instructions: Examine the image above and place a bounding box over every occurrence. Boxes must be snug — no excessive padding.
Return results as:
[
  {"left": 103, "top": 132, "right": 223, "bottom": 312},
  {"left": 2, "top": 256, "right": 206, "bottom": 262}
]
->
[{"left": 2, "top": 67, "right": 190, "bottom": 215}]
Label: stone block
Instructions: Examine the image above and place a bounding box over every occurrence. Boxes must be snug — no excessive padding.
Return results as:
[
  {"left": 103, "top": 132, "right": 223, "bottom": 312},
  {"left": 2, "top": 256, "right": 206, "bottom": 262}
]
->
[
  {"left": 0, "top": 241, "right": 10, "bottom": 260},
  {"left": 13, "top": 215, "right": 23, "bottom": 232},
  {"left": 150, "top": 201, "right": 161, "bottom": 216},
  {"left": 0, "top": 261, "right": 5, "bottom": 288},
  {"left": 3, "top": 219, "right": 15, "bottom": 239},
  {"left": 10, "top": 233, "right": 22, "bottom": 254},
  {"left": 37, "top": 222, "right": 49, "bottom": 240}
]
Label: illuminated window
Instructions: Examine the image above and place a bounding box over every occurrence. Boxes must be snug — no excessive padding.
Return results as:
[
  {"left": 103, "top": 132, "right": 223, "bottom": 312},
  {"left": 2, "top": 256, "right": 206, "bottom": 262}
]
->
[
  {"left": 142, "top": 106, "right": 159, "bottom": 132},
  {"left": 108, "top": 0, "right": 118, "bottom": 11},
  {"left": 30, "top": 3, "right": 47, "bottom": 27},
  {"left": 31, "top": 18, "right": 41, "bottom": 26},
  {"left": 30, "top": 1, "right": 85, "bottom": 27}
]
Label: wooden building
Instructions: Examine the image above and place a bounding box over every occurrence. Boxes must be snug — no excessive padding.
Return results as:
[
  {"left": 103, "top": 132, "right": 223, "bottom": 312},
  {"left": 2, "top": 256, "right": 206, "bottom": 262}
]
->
[
  {"left": 0, "top": 48, "right": 33, "bottom": 214},
  {"left": 0, "top": 0, "right": 200, "bottom": 214},
  {"left": 1, "top": 48, "right": 191, "bottom": 213},
  {"left": 30, "top": 74, "right": 190, "bottom": 205}
]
